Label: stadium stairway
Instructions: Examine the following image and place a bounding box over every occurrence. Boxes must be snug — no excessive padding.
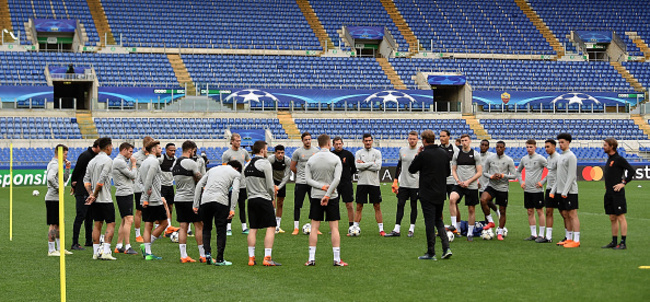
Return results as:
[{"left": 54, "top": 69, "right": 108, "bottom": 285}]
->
[
  {"left": 86, "top": 0, "right": 116, "bottom": 46},
  {"left": 463, "top": 115, "right": 490, "bottom": 140},
  {"left": 167, "top": 54, "right": 197, "bottom": 96},
  {"left": 75, "top": 111, "right": 99, "bottom": 139},
  {"left": 296, "top": 0, "right": 334, "bottom": 51},
  {"left": 610, "top": 62, "right": 646, "bottom": 92},
  {"left": 277, "top": 111, "right": 302, "bottom": 139},
  {"left": 514, "top": 0, "right": 564, "bottom": 58},
  {"left": 380, "top": 0, "right": 421, "bottom": 56},
  {"left": 630, "top": 114, "right": 650, "bottom": 139},
  {"left": 0, "top": 0, "right": 14, "bottom": 44},
  {"left": 632, "top": 37, "right": 650, "bottom": 60},
  {"left": 376, "top": 57, "right": 406, "bottom": 90}
]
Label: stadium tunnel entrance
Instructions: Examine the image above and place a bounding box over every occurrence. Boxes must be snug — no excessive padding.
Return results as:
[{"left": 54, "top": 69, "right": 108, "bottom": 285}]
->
[{"left": 53, "top": 81, "right": 92, "bottom": 110}]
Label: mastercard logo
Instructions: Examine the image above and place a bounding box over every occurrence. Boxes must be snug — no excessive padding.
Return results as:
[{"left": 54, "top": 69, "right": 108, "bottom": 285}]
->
[{"left": 582, "top": 166, "right": 603, "bottom": 181}]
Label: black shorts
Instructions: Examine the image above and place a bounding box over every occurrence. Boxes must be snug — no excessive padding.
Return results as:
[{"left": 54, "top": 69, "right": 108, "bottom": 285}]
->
[
  {"left": 446, "top": 184, "right": 454, "bottom": 198},
  {"left": 337, "top": 181, "right": 354, "bottom": 203},
  {"left": 116, "top": 195, "right": 134, "bottom": 218},
  {"left": 91, "top": 202, "right": 116, "bottom": 223},
  {"left": 134, "top": 192, "right": 143, "bottom": 211},
  {"left": 309, "top": 197, "right": 341, "bottom": 221},
  {"left": 604, "top": 191, "right": 626, "bottom": 215},
  {"left": 559, "top": 194, "right": 579, "bottom": 211},
  {"left": 356, "top": 185, "right": 382, "bottom": 204},
  {"left": 524, "top": 192, "right": 545, "bottom": 209},
  {"left": 274, "top": 180, "right": 286, "bottom": 198},
  {"left": 161, "top": 185, "right": 175, "bottom": 206},
  {"left": 247, "top": 197, "right": 277, "bottom": 229},
  {"left": 483, "top": 186, "right": 509, "bottom": 207},
  {"left": 46, "top": 200, "right": 59, "bottom": 225},
  {"left": 142, "top": 205, "right": 167, "bottom": 222},
  {"left": 397, "top": 187, "right": 418, "bottom": 202},
  {"left": 545, "top": 189, "right": 559, "bottom": 208},
  {"left": 451, "top": 186, "right": 479, "bottom": 206},
  {"left": 176, "top": 202, "right": 201, "bottom": 223}
]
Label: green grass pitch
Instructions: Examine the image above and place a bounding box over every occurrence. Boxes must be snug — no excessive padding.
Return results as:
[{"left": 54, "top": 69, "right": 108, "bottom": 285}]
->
[{"left": 1, "top": 181, "right": 649, "bottom": 301}]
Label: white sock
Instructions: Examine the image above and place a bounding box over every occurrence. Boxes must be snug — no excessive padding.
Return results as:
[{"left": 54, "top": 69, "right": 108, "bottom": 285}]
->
[
  {"left": 486, "top": 214, "right": 494, "bottom": 224},
  {"left": 198, "top": 245, "right": 205, "bottom": 257},
  {"left": 93, "top": 244, "right": 101, "bottom": 255},
  {"left": 264, "top": 248, "right": 272, "bottom": 258},
  {"left": 242, "top": 223, "right": 248, "bottom": 231},
  {"left": 353, "top": 222, "right": 359, "bottom": 228},
  {"left": 125, "top": 244, "right": 131, "bottom": 250},
  {"left": 333, "top": 247, "right": 341, "bottom": 262},
  {"left": 451, "top": 216, "right": 457, "bottom": 228},
  {"left": 103, "top": 243, "right": 111, "bottom": 254},
  {"left": 455, "top": 222, "right": 460, "bottom": 231},
  {"left": 276, "top": 217, "right": 282, "bottom": 226},
  {"left": 135, "top": 228, "right": 141, "bottom": 237},
  {"left": 48, "top": 241, "right": 56, "bottom": 253},
  {"left": 546, "top": 227, "right": 553, "bottom": 240},
  {"left": 496, "top": 209, "right": 501, "bottom": 218},
  {"left": 568, "top": 231, "right": 573, "bottom": 240},
  {"left": 497, "top": 227, "right": 503, "bottom": 235},
  {"left": 55, "top": 238, "right": 60, "bottom": 251},
  {"left": 294, "top": 221, "right": 299, "bottom": 229},
  {"left": 309, "top": 246, "right": 316, "bottom": 261},
  {"left": 227, "top": 223, "right": 232, "bottom": 231},
  {"left": 179, "top": 244, "right": 187, "bottom": 258},
  {"left": 565, "top": 228, "right": 569, "bottom": 239},
  {"left": 409, "top": 224, "right": 415, "bottom": 232},
  {"left": 151, "top": 235, "right": 158, "bottom": 243},
  {"left": 574, "top": 232, "right": 580, "bottom": 242},
  {"left": 530, "top": 225, "right": 537, "bottom": 237},
  {"left": 394, "top": 224, "right": 401, "bottom": 233},
  {"left": 539, "top": 226, "right": 546, "bottom": 238},
  {"left": 378, "top": 223, "right": 384, "bottom": 232},
  {"left": 145, "top": 243, "right": 151, "bottom": 254},
  {"left": 167, "top": 218, "right": 172, "bottom": 227},
  {"left": 154, "top": 223, "right": 159, "bottom": 229},
  {"left": 248, "top": 246, "right": 255, "bottom": 258},
  {"left": 468, "top": 225, "right": 475, "bottom": 236},
  {"left": 116, "top": 243, "right": 123, "bottom": 250}
]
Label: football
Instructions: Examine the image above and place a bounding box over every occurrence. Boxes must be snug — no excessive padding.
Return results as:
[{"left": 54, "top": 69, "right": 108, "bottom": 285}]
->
[
  {"left": 302, "top": 223, "right": 311, "bottom": 235},
  {"left": 170, "top": 231, "right": 179, "bottom": 243},
  {"left": 32, "top": 190, "right": 40, "bottom": 196},
  {"left": 481, "top": 229, "right": 494, "bottom": 240},
  {"left": 502, "top": 227, "right": 509, "bottom": 237},
  {"left": 446, "top": 230, "right": 455, "bottom": 242},
  {"left": 348, "top": 225, "right": 361, "bottom": 237}
]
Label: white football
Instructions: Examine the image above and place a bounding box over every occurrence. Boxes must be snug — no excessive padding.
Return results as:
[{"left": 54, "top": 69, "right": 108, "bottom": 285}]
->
[
  {"left": 481, "top": 229, "right": 494, "bottom": 240},
  {"left": 170, "top": 231, "right": 179, "bottom": 243},
  {"left": 302, "top": 223, "right": 311, "bottom": 235},
  {"left": 348, "top": 225, "right": 361, "bottom": 237},
  {"left": 502, "top": 227, "right": 508, "bottom": 238},
  {"left": 32, "top": 190, "right": 40, "bottom": 196},
  {"left": 446, "top": 230, "right": 455, "bottom": 242}
]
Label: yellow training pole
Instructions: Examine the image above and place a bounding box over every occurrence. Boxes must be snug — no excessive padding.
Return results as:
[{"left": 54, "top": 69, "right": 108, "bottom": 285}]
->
[
  {"left": 58, "top": 146, "right": 66, "bottom": 302},
  {"left": 9, "top": 143, "right": 13, "bottom": 241}
]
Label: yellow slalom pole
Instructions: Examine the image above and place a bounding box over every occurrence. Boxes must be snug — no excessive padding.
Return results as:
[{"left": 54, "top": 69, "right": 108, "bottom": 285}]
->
[
  {"left": 58, "top": 146, "right": 66, "bottom": 302},
  {"left": 9, "top": 143, "right": 13, "bottom": 241}
]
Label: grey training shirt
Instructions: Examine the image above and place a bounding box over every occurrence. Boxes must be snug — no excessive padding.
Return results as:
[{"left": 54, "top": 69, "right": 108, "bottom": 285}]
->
[
  {"left": 141, "top": 154, "right": 163, "bottom": 206},
  {"left": 452, "top": 148, "right": 482, "bottom": 190},
  {"left": 305, "top": 149, "right": 342, "bottom": 199},
  {"left": 268, "top": 154, "right": 292, "bottom": 189},
  {"left": 517, "top": 153, "right": 548, "bottom": 193},
  {"left": 221, "top": 148, "right": 250, "bottom": 188},
  {"left": 551, "top": 149, "right": 579, "bottom": 196},
  {"left": 173, "top": 158, "right": 200, "bottom": 202},
  {"left": 355, "top": 147, "right": 382, "bottom": 186},
  {"left": 541, "top": 151, "right": 559, "bottom": 190},
  {"left": 45, "top": 158, "right": 71, "bottom": 201},
  {"left": 478, "top": 151, "right": 494, "bottom": 191},
  {"left": 291, "top": 146, "right": 318, "bottom": 184},
  {"left": 245, "top": 157, "right": 276, "bottom": 200},
  {"left": 112, "top": 154, "right": 138, "bottom": 197},
  {"left": 398, "top": 146, "right": 419, "bottom": 189},
  {"left": 83, "top": 151, "right": 113, "bottom": 203},
  {"left": 483, "top": 153, "right": 517, "bottom": 192},
  {"left": 131, "top": 149, "right": 148, "bottom": 193},
  {"left": 193, "top": 165, "right": 240, "bottom": 210}
]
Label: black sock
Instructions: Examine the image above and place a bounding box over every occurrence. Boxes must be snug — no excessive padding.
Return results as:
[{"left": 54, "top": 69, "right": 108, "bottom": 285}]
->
[
  {"left": 612, "top": 236, "right": 618, "bottom": 244},
  {"left": 621, "top": 236, "right": 626, "bottom": 245},
  {"left": 349, "top": 222, "right": 354, "bottom": 227}
]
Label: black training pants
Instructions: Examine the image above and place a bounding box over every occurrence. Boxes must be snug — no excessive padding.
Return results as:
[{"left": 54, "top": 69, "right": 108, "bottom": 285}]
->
[
  {"left": 201, "top": 202, "right": 229, "bottom": 262},
  {"left": 420, "top": 199, "right": 449, "bottom": 256},
  {"left": 72, "top": 194, "right": 93, "bottom": 245}
]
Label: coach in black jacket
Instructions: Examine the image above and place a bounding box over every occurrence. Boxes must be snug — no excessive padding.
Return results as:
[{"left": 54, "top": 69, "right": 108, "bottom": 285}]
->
[
  {"left": 69, "top": 139, "right": 99, "bottom": 250},
  {"left": 409, "top": 130, "right": 452, "bottom": 260}
]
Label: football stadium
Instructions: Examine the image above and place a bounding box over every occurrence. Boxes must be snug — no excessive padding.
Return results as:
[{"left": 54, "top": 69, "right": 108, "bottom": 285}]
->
[{"left": 0, "top": 0, "right": 649, "bottom": 300}]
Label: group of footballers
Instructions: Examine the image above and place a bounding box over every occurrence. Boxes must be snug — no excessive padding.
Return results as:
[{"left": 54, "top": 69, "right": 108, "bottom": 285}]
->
[{"left": 43, "top": 129, "right": 633, "bottom": 266}]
